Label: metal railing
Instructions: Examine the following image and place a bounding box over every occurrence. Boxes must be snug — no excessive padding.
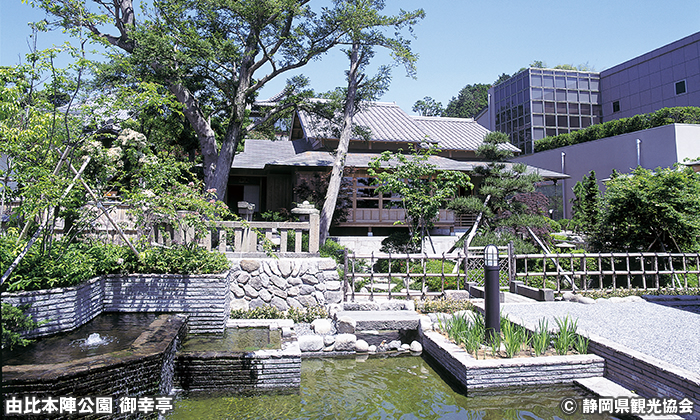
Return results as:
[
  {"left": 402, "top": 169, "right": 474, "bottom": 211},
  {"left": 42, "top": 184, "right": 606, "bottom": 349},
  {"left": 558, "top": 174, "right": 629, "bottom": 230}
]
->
[
  {"left": 342, "top": 246, "right": 511, "bottom": 301},
  {"left": 514, "top": 252, "right": 700, "bottom": 292}
]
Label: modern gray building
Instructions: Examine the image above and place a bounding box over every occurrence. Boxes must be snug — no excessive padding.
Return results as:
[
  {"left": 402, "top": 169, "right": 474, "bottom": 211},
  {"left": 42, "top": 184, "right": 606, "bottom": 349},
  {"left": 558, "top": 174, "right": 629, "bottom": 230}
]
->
[
  {"left": 478, "top": 31, "right": 700, "bottom": 154},
  {"left": 600, "top": 31, "right": 700, "bottom": 122},
  {"left": 481, "top": 68, "right": 602, "bottom": 154}
]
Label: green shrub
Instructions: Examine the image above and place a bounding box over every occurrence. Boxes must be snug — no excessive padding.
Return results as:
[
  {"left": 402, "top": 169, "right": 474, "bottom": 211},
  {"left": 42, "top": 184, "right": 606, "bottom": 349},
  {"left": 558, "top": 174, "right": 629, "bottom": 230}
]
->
[
  {"left": 1, "top": 233, "right": 230, "bottom": 292},
  {"left": 1, "top": 303, "right": 42, "bottom": 350},
  {"left": 320, "top": 239, "right": 347, "bottom": 265},
  {"left": 230, "top": 304, "right": 328, "bottom": 323},
  {"left": 535, "top": 106, "right": 700, "bottom": 152},
  {"left": 415, "top": 298, "right": 474, "bottom": 314}
]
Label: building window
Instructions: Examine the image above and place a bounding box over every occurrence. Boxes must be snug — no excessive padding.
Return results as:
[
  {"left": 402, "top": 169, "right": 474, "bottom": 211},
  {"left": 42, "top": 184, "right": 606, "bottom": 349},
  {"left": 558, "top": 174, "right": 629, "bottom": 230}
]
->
[
  {"left": 676, "top": 80, "right": 687, "bottom": 95},
  {"left": 612, "top": 101, "right": 620, "bottom": 113}
]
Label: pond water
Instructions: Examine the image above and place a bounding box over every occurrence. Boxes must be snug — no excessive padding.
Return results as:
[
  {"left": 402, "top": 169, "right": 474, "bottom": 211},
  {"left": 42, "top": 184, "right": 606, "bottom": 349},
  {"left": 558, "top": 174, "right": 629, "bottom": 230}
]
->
[
  {"left": 166, "top": 355, "right": 618, "bottom": 420},
  {"left": 180, "top": 328, "right": 282, "bottom": 352},
  {"left": 2, "top": 312, "right": 158, "bottom": 365}
]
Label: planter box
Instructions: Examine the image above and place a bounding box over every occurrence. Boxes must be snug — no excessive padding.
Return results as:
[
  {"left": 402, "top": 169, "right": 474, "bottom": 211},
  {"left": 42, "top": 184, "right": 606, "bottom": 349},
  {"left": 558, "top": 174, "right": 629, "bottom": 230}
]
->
[{"left": 420, "top": 328, "right": 605, "bottom": 391}]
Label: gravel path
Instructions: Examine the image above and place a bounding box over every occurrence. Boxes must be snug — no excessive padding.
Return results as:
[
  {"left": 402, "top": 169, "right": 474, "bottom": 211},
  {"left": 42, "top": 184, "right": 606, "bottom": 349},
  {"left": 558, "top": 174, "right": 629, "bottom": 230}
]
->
[{"left": 501, "top": 299, "right": 700, "bottom": 376}]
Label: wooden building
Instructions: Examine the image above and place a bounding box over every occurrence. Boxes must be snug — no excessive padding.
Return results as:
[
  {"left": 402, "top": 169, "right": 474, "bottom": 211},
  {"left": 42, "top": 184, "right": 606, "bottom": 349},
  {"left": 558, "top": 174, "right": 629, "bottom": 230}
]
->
[{"left": 226, "top": 100, "right": 567, "bottom": 235}]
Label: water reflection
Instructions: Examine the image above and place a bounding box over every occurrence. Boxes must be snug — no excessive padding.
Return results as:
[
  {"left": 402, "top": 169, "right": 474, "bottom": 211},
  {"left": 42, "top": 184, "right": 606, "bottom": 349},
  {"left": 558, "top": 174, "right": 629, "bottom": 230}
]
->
[{"left": 167, "top": 355, "right": 618, "bottom": 420}]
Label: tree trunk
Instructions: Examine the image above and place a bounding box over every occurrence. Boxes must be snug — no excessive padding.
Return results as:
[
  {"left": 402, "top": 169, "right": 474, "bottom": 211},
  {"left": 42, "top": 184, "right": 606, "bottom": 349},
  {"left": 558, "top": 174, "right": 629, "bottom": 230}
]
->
[{"left": 319, "top": 42, "right": 361, "bottom": 245}]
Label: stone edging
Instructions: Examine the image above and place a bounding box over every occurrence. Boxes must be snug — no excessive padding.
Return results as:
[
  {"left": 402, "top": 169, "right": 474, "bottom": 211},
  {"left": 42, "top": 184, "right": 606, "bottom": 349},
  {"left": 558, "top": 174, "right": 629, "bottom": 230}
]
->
[
  {"left": 418, "top": 315, "right": 605, "bottom": 390},
  {"left": 3, "top": 314, "right": 187, "bottom": 397}
]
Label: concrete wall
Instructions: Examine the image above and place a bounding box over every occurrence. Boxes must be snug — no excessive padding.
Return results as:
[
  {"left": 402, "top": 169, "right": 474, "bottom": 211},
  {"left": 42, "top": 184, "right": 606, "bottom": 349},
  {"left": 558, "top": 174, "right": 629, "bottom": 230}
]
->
[
  {"left": 589, "top": 334, "right": 700, "bottom": 420},
  {"left": 601, "top": 31, "right": 700, "bottom": 122},
  {"left": 511, "top": 123, "right": 700, "bottom": 218},
  {"left": 420, "top": 328, "right": 605, "bottom": 390}
]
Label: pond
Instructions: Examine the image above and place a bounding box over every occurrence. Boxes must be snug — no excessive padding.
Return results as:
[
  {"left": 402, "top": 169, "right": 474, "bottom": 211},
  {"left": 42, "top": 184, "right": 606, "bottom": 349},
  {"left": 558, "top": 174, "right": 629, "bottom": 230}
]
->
[
  {"left": 166, "top": 355, "right": 619, "bottom": 420},
  {"left": 2, "top": 312, "right": 159, "bottom": 365}
]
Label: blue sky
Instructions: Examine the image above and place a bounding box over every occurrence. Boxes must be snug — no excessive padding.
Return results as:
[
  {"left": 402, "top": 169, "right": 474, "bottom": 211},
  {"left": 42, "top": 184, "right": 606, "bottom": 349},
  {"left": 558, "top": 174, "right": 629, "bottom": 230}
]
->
[{"left": 2, "top": 0, "right": 699, "bottom": 114}]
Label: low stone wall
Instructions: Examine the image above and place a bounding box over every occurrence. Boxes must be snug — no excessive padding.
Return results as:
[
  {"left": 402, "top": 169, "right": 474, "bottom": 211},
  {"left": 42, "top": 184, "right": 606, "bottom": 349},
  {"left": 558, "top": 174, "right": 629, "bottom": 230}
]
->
[
  {"left": 229, "top": 258, "right": 342, "bottom": 311},
  {"left": 419, "top": 323, "right": 605, "bottom": 391},
  {"left": 103, "top": 273, "right": 232, "bottom": 334},
  {"left": 3, "top": 314, "right": 187, "bottom": 416},
  {"left": 2, "top": 272, "right": 232, "bottom": 337},
  {"left": 588, "top": 335, "right": 700, "bottom": 420},
  {"left": 175, "top": 345, "right": 301, "bottom": 393},
  {"left": 1, "top": 277, "right": 106, "bottom": 338},
  {"left": 175, "top": 319, "right": 301, "bottom": 393}
]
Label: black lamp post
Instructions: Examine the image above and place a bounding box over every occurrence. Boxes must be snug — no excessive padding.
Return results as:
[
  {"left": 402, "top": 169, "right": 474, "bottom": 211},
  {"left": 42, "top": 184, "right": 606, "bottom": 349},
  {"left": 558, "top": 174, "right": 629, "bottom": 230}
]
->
[{"left": 484, "top": 244, "right": 500, "bottom": 343}]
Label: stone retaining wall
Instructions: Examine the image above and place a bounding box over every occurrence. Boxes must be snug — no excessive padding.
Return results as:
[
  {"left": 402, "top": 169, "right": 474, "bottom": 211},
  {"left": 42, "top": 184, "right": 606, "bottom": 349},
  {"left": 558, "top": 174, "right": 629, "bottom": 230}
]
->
[
  {"left": 588, "top": 335, "right": 700, "bottom": 420},
  {"left": 3, "top": 314, "right": 187, "bottom": 417},
  {"left": 229, "top": 258, "right": 342, "bottom": 311},
  {"left": 1, "top": 277, "right": 106, "bottom": 338},
  {"left": 2, "top": 272, "right": 232, "bottom": 337},
  {"left": 175, "top": 346, "right": 301, "bottom": 393},
  {"left": 103, "top": 273, "right": 231, "bottom": 334}
]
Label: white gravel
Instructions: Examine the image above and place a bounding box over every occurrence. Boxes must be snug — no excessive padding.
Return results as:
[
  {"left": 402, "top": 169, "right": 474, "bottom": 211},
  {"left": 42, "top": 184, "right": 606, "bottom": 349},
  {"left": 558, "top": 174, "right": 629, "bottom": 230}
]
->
[{"left": 501, "top": 300, "right": 700, "bottom": 375}]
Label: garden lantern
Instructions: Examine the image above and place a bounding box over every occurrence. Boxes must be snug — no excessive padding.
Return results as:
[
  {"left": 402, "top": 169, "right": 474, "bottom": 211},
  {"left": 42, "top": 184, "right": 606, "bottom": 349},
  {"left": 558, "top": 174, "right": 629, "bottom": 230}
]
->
[{"left": 484, "top": 244, "right": 500, "bottom": 342}]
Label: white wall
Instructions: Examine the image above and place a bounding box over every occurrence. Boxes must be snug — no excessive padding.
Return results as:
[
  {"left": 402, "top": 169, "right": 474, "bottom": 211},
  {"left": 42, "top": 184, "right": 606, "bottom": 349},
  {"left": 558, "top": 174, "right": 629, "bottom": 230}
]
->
[{"left": 511, "top": 124, "right": 700, "bottom": 219}]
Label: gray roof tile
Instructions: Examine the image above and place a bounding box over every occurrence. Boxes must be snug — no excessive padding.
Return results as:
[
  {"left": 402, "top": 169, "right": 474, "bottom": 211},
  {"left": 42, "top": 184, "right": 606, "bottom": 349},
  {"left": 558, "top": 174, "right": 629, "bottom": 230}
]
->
[{"left": 412, "top": 116, "right": 520, "bottom": 153}]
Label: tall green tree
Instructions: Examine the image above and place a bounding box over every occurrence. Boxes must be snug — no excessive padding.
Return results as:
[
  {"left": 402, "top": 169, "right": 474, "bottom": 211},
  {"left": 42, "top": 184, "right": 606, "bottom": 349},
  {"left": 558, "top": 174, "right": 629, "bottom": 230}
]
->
[
  {"left": 368, "top": 145, "right": 471, "bottom": 253},
  {"left": 35, "top": 0, "right": 369, "bottom": 201},
  {"left": 571, "top": 171, "right": 601, "bottom": 235},
  {"left": 412, "top": 96, "right": 443, "bottom": 116},
  {"left": 592, "top": 165, "right": 700, "bottom": 252},
  {"left": 318, "top": 0, "right": 424, "bottom": 244},
  {"left": 443, "top": 83, "right": 489, "bottom": 119},
  {"left": 452, "top": 132, "right": 549, "bottom": 247}
]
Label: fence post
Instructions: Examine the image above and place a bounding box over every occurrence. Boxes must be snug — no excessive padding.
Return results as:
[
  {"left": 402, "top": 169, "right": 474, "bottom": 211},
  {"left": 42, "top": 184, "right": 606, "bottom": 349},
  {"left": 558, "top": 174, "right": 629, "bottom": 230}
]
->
[
  {"left": 343, "top": 248, "right": 348, "bottom": 302},
  {"left": 309, "top": 211, "right": 320, "bottom": 253},
  {"left": 507, "top": 241, "right": 515, "bottom": 285}
]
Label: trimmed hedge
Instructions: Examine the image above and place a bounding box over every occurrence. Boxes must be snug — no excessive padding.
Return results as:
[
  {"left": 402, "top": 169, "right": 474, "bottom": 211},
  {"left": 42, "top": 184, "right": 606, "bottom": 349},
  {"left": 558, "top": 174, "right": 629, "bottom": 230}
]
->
[{"left": 534, "top": 107, "right": 700, "bottom": 152}]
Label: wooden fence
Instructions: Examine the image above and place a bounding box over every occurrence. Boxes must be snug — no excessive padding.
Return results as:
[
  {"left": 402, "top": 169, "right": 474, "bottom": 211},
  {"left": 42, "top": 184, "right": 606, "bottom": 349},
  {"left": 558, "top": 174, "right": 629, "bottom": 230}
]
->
[
  {"left": 342, "top": 247, "right": 700, "bottom": 301},
  {"left": 343, "top": 246, "right": 511, "bottom": 301},
  {"left": 514, "top": 252, "right": 700, "bottom": 292}
]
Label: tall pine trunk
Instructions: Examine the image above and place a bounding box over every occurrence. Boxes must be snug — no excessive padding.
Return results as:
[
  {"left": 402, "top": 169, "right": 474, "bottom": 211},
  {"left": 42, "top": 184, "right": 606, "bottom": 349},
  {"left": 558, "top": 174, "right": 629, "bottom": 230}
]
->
[{"left": 319, "top": 42, "right": 361, "bottom": 245}]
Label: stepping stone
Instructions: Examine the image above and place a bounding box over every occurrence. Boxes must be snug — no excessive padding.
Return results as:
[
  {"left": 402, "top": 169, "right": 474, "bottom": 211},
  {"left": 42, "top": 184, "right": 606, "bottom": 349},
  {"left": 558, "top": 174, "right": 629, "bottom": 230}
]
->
[{"left": 335, "top": 310, "right": 420, "bottom": 331}]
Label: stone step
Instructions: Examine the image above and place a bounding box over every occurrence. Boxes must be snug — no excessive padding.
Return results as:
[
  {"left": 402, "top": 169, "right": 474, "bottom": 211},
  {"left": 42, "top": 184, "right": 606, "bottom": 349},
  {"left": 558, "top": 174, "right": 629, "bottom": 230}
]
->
[
  {"left": 335, "top": 310, "right": 420, "bottom": 331},
  {"left": 575, "top": 377, "right": 684, "bottom": 420}
]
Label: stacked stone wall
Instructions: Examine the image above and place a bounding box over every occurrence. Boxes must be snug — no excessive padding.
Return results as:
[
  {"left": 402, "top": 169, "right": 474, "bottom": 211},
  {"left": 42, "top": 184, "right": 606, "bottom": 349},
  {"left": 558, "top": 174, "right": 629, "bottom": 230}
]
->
[{"left": 229, "top": 258, "right": 342, "bottom": 311}]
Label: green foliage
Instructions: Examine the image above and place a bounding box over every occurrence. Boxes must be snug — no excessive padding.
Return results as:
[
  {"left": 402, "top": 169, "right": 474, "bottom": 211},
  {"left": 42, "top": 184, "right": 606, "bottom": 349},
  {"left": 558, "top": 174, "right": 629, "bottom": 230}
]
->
[
  {"left": 592, "top": 165, "right": 700, "bottom": 252},
  {"left": 443, "top": 84, "right": 490, "bottom": 119},
  {"left": 136, "top": 243, "right": 230, "bottom": 275},
  {"left": 446, "top": 196, "right": 484, "bottom": 216},
  {"left": 470, "top": 132, "right": 551, "bottom": 247},
  {"left": 553, "top": 316, "right": 578, "bottom": 355},
  {"left": 230, "top": 305, "right": 327, "bottom": 324},
  {"left": 412, "top": 96, "right": 444, "bottom": 117},
  {"left": 535, "top": 107, "right": 700, "bottom": 152},
  {"left": 368, "top": 144, "right": 472, "bottom": 251},
  {"left": 502, "top": 319, "right": 529, "bottom": 358},
  {"left": 414, "top": 298, "right": 474, "bottom": 314},
  {"left": 531, "top": 318, "right": 551, "bottom": 356},
  {"left": 571, "top": 171, "right": 601, "bottom": 236},
  {"left": 320, "top": 239, "right": 348, "bottom": 265},
  {"left": 0, "top": 233, "right": 229, "bottom": 292},
  {"left": 1, "top": 303, "right": 41, "bottom": 350},
  {"left": 379, "top": 230, "right": 419, "bottom": 254}
]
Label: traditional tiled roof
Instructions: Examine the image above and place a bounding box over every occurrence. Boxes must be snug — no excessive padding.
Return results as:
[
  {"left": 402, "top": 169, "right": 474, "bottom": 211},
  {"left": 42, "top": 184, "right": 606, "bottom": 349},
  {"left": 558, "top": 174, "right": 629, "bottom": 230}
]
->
[
  {"left": 412, "top": 116, "right": 520, "bottom": 153},
  {"left": 296, "top": 100, "right": 519, "bottom": 153},
  {"left": 268, "top": 150, "right": 568, "bottom": 180},
  {"left": 297, "top": 101, "right": 429, "bottom": 144},
  {"left": 231, "top": 139, "right": 310, "bottom": 169}
]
